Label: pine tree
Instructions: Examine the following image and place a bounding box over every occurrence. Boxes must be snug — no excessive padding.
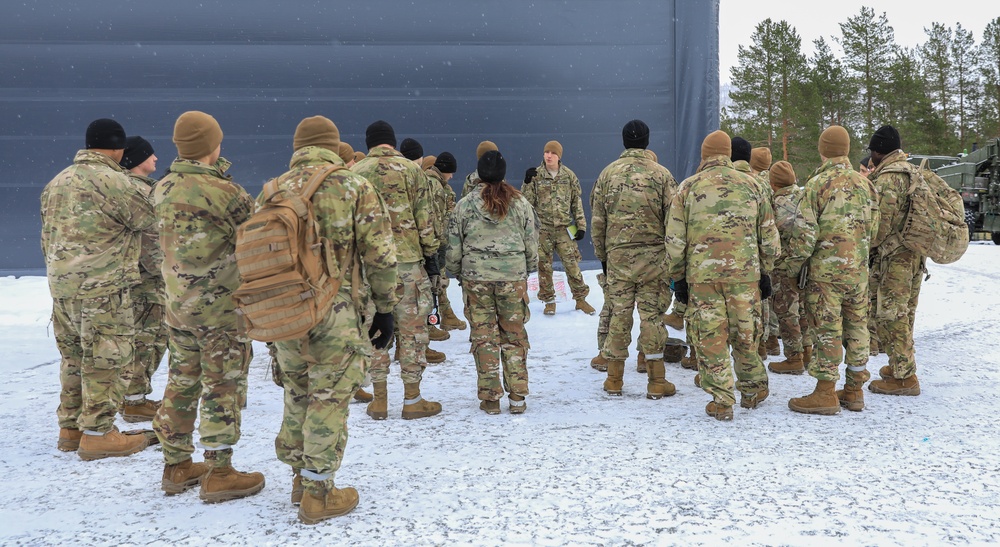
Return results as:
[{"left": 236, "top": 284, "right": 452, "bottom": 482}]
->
[
  {"left": 919, "top": 23, "right": 954, "bottom": 140},
  {"left": 980, "top": 17, "right": 1000, "bottom": 138},
  {"left": 885, "top": 48, "right": 951, "bottom": 154},
  {"left": 838, "top": 7, "right": 896, "bottom": 136},
  {"left": 952, "top": 24, "right": 980, "bottom": 150}
]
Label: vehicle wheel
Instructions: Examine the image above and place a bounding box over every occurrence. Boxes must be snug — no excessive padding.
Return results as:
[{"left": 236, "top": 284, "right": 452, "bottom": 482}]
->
[{"left": 992, "top": 232, "right": 1000, "bottom": 245}]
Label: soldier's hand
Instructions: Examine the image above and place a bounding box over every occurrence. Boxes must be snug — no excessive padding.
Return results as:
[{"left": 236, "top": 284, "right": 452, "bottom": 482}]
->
[
  {"left": 672, "top": 278, "right": 689, "bottom": 305},
  {"left": 524, "top": 167, "right": 537, "bottom": 184},
  {"left": 368, "top": 312, "right": 395, "bottom": 349},
  {"left": 759, "top": 274, "right": 772, "bottom": 300},
  {"left": 423, "top": 255, "right": 440, "bottom": 278},
  {"left": 574, "top": 229, "right": 586, "bottom": 241}
]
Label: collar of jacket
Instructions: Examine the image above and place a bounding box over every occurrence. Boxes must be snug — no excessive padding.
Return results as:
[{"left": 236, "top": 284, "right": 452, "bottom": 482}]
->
[
  {"left": 536, "top": 162, "right": 564, "bottom": 180},
  {"left": 697, "top": 155, "right": 733, "bottom": 173},
  {"left": 128, "top": 173, "right": 158, "bottom": 187},
  {"left": 366, "top": 146, "right": 402, "bottom": 159},
  {"left": 807, "top": 156, "right": 852, "bottom": 180},
  {"left": 74, "top": 149, "right": 128, "bottom": 173},
  {"left": 168, "top": 157, "right": 233, "bottom": 180},
  {"left": 289, "top": 146, "right": 343, "bottom": 170},
  {"left": 772, "top": 183, "right": 798, "bottom": 196},
  {"left": 732, "top": 160, "right": 752, "bottom": 174},
  {"left": 619, "top": 148, "right": 648, "bottom": 160},
  {"left": 870, "top": 149, "right": 908, "bottom": 177},
  {"left": 425, "top": 166, "right": 445, "bottom": 183}
]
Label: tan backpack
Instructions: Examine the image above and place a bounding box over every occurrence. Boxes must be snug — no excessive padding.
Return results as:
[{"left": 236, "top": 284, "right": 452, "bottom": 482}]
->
[
  {"left": 234, "top": 164, "right": 347, "bottom": 341},
  {"left": 883, "top": 159, "right": 968, "bottom": 264}
]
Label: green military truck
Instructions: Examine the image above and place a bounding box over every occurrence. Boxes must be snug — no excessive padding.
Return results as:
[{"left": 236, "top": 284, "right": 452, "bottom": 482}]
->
[{"left": 909, "top": 138, "right": 1000, "bottom": 244}]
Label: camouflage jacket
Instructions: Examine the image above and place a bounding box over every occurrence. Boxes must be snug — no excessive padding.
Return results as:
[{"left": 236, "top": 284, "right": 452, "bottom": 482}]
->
[
  {"left": 771, "top": 184, "right": 803, "bottom": 273},
  {"left": 262, "top": 146, "right": 399, "bottom": 315},
  {"left": 152, "top": 157, "right": 255, "bottom": 330},
  {"left": 446, "top": 187, "right": 539, "bottom": 282},
  {"left": 352, "top": 146, "right": 438, "bottom": 263},
  {"left": 734, "top": 160, "right": 772, "bottom": 201},
  {"left": 785, "top": 156, "right": 880, "bottom": 283},
  {"left": 40, "top": 150, "right": 155, "bottom": 299},
  {"left": 591, "top": 149, "right": 677, "bottom": 263},
  {"left": 522, "top": 162, "right": 586, "bottom": 229},
  {"left": 424, "top": 166, "right": 455, "bottom": 245},
  {"left": 869, "top": 150, "right": 912, "bottom": 251},
  {"left": 127, "top": 172, "right": 166, "bottom": 302},
  {"left": 665, "top": 156, "right": 779, "bottom": 283},
  {"left": 461, "top": 170, "right": 481, "bottom": 199}
]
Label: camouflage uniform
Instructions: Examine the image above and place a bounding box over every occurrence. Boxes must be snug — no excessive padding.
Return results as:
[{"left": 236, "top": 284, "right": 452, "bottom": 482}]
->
[
  {"left": 426, "top": 166, "right": 459, "bottom": 320},
  {"left": 522, "top": 162, "right": 589, "bottom": 303},
  {"left": 41, "top": 149, "right": 154, "bottom": 433},
  {"left": 461, "top": 170, "right": 481, "bottom": 199},
  {"left": 665, "top": 156, "right": 779, "bottom": 407},
  {"left": 770, "top": 183, "right": 810, "bottom": 353},
  {"left": 269, "top": 146, "right": 398, "bottom": 493},
  {"left": 734, "top": 160, "right": 774, "bottom": 342},
  {"left": 592, "top": 149, "right": 676, "bottom": 361},
  {"left": 446, "top": 188, "right": 538, "bottom": 401},
  {"left": 152, "top": 157, "right": 255, "bottom": 467},
  {"left": 123, "top": 173, "right": 168, "bottom": 399},
  {"left": 353, "top": 146, "right": 438, "bottom": 384},
  {"left": 869, "top": 150, "right": 924, "bottom": 379},
  {"left": 785, "top": 157, "right": 879, "bottom": 384}
]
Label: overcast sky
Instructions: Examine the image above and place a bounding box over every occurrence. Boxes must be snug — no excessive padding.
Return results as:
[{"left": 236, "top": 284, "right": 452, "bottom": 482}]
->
[{"left": 718, "top": 0, "right": 992, "bottom": 84}]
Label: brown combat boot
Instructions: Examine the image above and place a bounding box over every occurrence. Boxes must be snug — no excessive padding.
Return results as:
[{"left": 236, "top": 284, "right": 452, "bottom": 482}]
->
[
  {"left": 58, "top": 428, "right": 82, "bottom": 452},
  {"left": 544, "top": 302, "right": 556, "bottom": 315},
  {"left": 706, "top": 401, "right": 733, "bottom": 421},
  {"left": 766, "top": 335, "right": 780, "bottom": 356},
  {"left": 788, "top": 380, "right": 841, "bottom": 415},
  {"left": 603, "top": 360, "right": 625, "bottom": 396},
  {"left": 479, "top": 399, "right": 501, "bottom": 415},
  {"left": 366, "top": 381, "right": 388, "bottom": 420},
  {"left": 122, "top": 398, "right": 160, "bottom": 423},
  {"left": 802, "top": 345, "right": 813, "bottom": 367},
  {"left": 428, "top": 325, "right": 450, "bottom": 341},
  {"left": 508, "top": 394, "right": 526, "bottom": 414},
  {"left": 291, "top": 469, "right": 303, "bottom": 505},
  {"left": 869, "top": 338, "right": 879, "bottom": 356},
  {"left": 768, "top": 352, "right": 805, "bottom": 375},
  {"left": 757, "top": 338, "right": 768, "bottom": 360},
  {"left": 837, "top": 368, "right": 870, "bottom": 411},
  {"left": 401, "top": 381, "right": 442, "bottom": 419},
  {"left": 162, "top": 458, "right": 210, "bottom": 495},
  {"left": 353, "top": 387, "right": 374, "bottom": 403},
  {"left": 441, "top": 307, "right": 467, "bottom": 331},
  {"left": 693, "top": 373, "right": 702, "bottom": 388},
  {"left": 869, "top": 375, "right": 921, "bottom": 396},
  {"left": 664, "top": 341, "right": 686, "bottom": 363},
  {"left": 663, "top": 310, "right": 684, "bottom": 331},
  {"left": 575, "top": 299, "right": 596, "bottom": 315},
  {"left": 425, "top": 348, "right": 446, "bottom": 364},
  {"left": 680, "top": 350, "right": 697, "bottom": 370},
  {"left": 78, "top": 427, "right": 149, "bottom": 461},
  {"left": 636, "top": 352, "right": 647, "bottom": 374},
  {"left": 645, "top": 360, "right": 676, "bottom": 400},
  {"left": 299, "top": 485, "right": 359, "bottom": 524},
  {"left": 740, "top": 387, "right": 769, "bottom": 409},
  {"left": 878, "top": 365, "right": 894, "bottom": 380},
  {"left": 590, "top": 354, "right": 608, "bottom": 372},
  {"left": 199, "top": 458, "right": 265, "bottom": 503}
]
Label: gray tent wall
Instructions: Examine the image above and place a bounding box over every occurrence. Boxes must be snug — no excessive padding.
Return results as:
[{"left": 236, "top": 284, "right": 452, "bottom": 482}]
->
[{"left": 0, "top": 0, "right": 719, "bottom": 275}]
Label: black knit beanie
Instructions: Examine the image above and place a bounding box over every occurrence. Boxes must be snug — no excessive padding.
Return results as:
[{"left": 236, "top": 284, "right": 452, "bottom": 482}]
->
[
  {"left": 477, "top": 150, "right": 506, "bottom": 183},
  {"left": 365, "top": 120, "right": 397, "bottom": 150},
  {"left": 434, "top": 152, "right": 457, "bottom": 174},
  {"left": 86, "top": 118, "right": 127, "bottom": 150},
  {"left": 121, "top": 136, "right": 155, "bottom": 169},
  {"left": 622, "top": 119, "right": 650, "bottom": 149},
  {"left": 400, "top": 138, "right": 423, "bottom": 160},
  {"left": 869, "top": 125, "right": 901, "bottom": 154},
  {"left": 731, "top": 137, "right": 752, "bottom": 162}
]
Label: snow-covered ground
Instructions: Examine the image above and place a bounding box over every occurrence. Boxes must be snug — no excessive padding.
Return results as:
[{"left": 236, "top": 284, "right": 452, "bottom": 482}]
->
[{"left": 2, "top": 244, "right": 999, "bottom": 546}]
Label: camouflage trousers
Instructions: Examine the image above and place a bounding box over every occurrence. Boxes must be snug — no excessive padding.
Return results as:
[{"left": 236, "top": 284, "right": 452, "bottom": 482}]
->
[
  {"left": 438, "top": 274, "right": 456, "bottom": 317},
  {"left": 52, "top": 290, "right": 134, "bottom": 433},
  {"left": 596, "top": 273, "right": 644, "bottom": 353},
  {"left": 536, "top": 225, "right": 588, "bottom": 303},
  {"left": 803, "top": 280, "right": 869, "bottom": 382},
  {"left": 123, "top": 290, "right": 168, "bottom": 398},
  {"left": 688, "top": 282, "right": 766, "bottom": 407},
  {"left": 371, "top": 261, "right": 431, "bottom": 384},
  {"left": 274, "top": 303, "right": 368, "bottom": 483},
  {"left": 771, "top": 272, "right": 810, "bottom": 353},
  {"left": 601, "top": 250, "right": 668, "bottom": 361},
  {"left": 463, "top": 280, "right": 530, "bottom": 401},
  {"left": 153, "top": 325, "right": 252, "bottom": 467},
  {"left": 870, "top": 249, "right": 923, "bottom": 379}
]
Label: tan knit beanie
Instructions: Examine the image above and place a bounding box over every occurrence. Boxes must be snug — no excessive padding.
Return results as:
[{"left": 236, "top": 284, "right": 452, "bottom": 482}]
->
[
  {"left": 701, "top": 130, "right": 731, "bottom": 160},
  {"left": 544, "top": 140, "right": 563, "bottom": 158},
  {"left": 770, "top": 161, "right": 796, "bottom": 188},
  {"left": 819, "top": 125, "right": 850, "bottom": 158},
  {"left": 750, "top": 147, "right": 772, "bottom": 172},
  {"left": 422, "top": 155, "right": 437, "bottom": 170},
  {"left": 173, "top": 111, "right": 223, "bottom": 160},
  {"left": 476, "top": 140, "right": 498, "bottom": 159},
  {"left": 293, "top": 116, "right": 340, "bottom": 152},
  {"left": 353, "top": 151, "right": 366, "bottom": 163},
  {"left": 337, "top": 142, "right": 355, "bottom": 163}
]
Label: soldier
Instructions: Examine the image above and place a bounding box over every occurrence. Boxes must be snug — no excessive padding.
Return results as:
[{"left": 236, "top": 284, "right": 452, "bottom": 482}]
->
[
  {"left": 352, "top": 121, "right": 442, "bottom": 420},
  {"left": 665, "top": 130, "right": 779, "bottom": 420},
  {"left": 461, "top": 140, "right": 498, "bottom": 198},
  {"left": 522, "top": 140, "right": 594, "bottom": 316},
  {"left": 593, "top": 120, "right": 677, "bottom": 399},
  {"left": 427, "top": 152, "right": 468, "bottom": 332},
  {"left": 866, "top": 125, "right": 924, "bottom": 397},
  {"left": 268, "top": 116, "right": 398, "bottom": 524},
  {"left": 766, "top": 161, "right": 812, "bottom": 374},
  {"left": 752, "top": 146, "right": 781, "bottom": 356},
  {"left": 338, "top": 142, "right": 358, "bottom": 168},
  {"left": 152, "top": 111, "right": 264, "bottom": 501},
  {"left": 119, "top": 136, "right": 168, "bottom": 423},
  {"left": 447, "top": 150, "right": 538, "bottom": 414},
  {"left": 784, "top": 125, "right": 879, "bottom": 414},
  {"left": 42, "top": 118, "right": 154, "bottom": 459}
]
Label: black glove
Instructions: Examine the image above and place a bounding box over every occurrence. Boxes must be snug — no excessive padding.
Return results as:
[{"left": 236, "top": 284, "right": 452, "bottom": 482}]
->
[
  {"left": 601, "top": 261, "right": 607, "bottom": 275},
  {"left": 423, "top": 255, "right": 440, "bottom": 278},
  {"left": 524, "top": 167, "right": 537, "bottom": 185},
  {"left": 672, "top": 278, "right": 689, "bottom": 305},
  {"left": 574, "top": 229, "right": 586, "bottom": 241},
  {"left": 368, "top": 312, "right": 395, "bottom": 350},
  {"left": 759, "top": 274, "right": 772, "bottom": 300}
]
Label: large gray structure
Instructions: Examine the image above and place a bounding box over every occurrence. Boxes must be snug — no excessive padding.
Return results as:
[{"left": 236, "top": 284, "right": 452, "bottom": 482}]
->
[{"left": 0, "top": 0, "right": 719, "bottom": 274}]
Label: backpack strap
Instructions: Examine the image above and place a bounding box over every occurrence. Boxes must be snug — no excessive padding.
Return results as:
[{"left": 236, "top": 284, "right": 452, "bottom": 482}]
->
[
  {"left": 301, "top": 164, "right": 344, "bottom": 201},
  {"left": 262, "top": 177, "right": 281, "bottom": 200}
]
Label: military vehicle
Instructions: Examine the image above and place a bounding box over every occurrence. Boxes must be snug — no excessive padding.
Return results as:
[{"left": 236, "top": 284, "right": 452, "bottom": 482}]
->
[{"left": 909, "top": 138, "right": 1000, "bottom": 244}]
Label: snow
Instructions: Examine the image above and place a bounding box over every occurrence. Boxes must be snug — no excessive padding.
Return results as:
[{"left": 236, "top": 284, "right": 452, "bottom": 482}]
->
[{"left": 2, "top": 244, "right": 999, "bottom": 546}]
